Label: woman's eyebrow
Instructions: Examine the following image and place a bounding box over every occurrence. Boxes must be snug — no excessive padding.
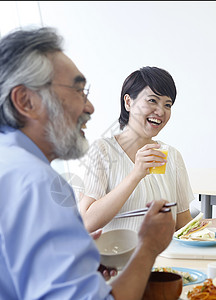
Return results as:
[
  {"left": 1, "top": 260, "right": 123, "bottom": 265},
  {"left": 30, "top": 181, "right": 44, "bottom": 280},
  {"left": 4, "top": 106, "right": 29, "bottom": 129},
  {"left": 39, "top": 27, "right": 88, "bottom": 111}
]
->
[
  {"left": 148, "top": 94, "right": 160, "bottom": 99},
  {"left": 148, "top": 94, "right": 173, "bottom": 103}
]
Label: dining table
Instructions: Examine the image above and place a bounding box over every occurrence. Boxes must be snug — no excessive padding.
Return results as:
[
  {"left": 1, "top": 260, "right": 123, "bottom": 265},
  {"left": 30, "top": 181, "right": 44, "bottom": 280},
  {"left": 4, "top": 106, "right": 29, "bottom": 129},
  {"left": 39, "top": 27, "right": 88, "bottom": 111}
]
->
[
  {"left": 108, "top": 255, "right": 213, "bottom": 300},
  {"left": 155, "top": 254, "right": 212, "bottom": 299},
  {"left": 107, "top": 235, "right": 216, "bottom": 300},
  {"left": 154, "top": 235, "right": 216, "bottom": 299}
]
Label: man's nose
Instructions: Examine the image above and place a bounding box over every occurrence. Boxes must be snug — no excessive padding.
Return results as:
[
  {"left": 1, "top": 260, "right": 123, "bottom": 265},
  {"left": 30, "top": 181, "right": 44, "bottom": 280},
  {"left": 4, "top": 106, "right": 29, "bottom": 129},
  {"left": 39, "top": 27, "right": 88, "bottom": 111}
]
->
[{"left": 84, "top": 99, "right": 95, "bottom": 115}]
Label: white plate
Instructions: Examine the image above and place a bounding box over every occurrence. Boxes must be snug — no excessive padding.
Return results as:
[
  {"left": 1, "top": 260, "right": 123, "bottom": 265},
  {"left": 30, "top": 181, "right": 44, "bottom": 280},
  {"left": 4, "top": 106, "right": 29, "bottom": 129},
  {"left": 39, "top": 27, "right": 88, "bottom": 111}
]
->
[
  {"left": 173, "top": 267, "right": 207, "bottom": 286},
  {"left": 173, "top": 236, "right": 216, "bottom": 247},
  {"left": 153, "top": 267, "right": 207, "bottom": 287}
]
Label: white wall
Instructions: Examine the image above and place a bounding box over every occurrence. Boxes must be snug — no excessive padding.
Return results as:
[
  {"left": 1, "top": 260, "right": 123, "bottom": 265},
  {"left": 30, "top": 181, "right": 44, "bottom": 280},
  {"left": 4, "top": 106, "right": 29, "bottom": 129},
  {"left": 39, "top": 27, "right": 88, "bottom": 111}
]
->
[
  {"left": 0, "top": 1, "right": 216, "bottom": 192},
  {"left": 40, "top": 1, "right": 216, "bottom": 170}
]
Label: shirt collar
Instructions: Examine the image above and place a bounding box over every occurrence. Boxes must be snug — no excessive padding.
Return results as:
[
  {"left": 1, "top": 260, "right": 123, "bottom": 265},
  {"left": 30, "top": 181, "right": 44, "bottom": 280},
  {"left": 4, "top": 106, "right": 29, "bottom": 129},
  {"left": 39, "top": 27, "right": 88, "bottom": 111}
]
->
[{"left": 0, "top": 125, "right": 50, "bottom": 164}]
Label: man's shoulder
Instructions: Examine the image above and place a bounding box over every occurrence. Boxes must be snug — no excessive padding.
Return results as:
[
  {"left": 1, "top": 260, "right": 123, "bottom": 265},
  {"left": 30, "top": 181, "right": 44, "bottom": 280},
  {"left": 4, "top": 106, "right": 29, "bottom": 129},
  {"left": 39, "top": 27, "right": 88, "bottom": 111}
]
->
[{"left": 0, "top": 144, "right": 57, "bottom": 184}]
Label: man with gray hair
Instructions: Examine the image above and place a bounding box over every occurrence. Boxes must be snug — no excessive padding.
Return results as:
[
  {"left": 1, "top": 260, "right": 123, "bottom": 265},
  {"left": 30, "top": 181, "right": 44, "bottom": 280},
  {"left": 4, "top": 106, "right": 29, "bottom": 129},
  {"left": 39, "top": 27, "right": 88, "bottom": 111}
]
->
[{"left": 0, "top": 27, "right": 175, "bottom": 299}]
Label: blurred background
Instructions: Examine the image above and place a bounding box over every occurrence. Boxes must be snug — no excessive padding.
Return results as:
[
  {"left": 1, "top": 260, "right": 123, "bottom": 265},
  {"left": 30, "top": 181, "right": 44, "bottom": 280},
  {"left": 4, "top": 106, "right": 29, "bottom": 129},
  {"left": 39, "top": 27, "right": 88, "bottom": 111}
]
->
[{"left": 1, "top": 1, "right": 215, "bottom": 216}]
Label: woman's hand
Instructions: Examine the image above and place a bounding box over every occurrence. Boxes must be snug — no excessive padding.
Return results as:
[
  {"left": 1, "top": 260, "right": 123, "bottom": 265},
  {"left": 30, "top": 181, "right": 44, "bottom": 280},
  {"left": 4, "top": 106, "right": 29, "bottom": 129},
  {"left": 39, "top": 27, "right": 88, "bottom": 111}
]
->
[
  {"left": 133, "top": 143, "right": 167, "bottom": 179},
  {"left": 90, "top": 229, "right": 118, "bottom": 281}
]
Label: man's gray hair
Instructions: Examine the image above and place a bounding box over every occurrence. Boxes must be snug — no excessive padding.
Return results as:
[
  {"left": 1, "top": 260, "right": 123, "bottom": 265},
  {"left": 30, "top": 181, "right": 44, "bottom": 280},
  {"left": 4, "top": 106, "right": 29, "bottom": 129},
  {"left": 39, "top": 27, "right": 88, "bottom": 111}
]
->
[{"left": 0, "top": 27, "right": 63, "bottom": 128}]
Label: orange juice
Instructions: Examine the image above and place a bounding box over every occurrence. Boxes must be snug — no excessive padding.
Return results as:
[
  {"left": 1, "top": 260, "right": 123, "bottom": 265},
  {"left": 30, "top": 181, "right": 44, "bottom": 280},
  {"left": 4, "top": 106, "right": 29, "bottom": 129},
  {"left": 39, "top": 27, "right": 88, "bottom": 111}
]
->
[{"left": 149, "top": 149, "right": 168, "bottom": 174}]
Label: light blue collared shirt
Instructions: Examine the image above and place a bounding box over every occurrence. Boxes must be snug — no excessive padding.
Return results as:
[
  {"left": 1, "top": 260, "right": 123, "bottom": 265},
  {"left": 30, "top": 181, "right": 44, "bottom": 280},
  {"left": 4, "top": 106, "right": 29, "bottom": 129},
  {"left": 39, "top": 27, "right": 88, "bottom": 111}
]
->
[{"left": 0, "top": 125, "right": 113, "bottom": 300}]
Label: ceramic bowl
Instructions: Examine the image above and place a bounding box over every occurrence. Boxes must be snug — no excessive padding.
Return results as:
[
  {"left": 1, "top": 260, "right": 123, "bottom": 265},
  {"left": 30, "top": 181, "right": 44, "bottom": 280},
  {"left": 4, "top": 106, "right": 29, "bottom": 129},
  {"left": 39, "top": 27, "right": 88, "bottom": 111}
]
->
[
  {"left": 94, "top": 229, "right": 138, "bottom": 270},
  {"left": 142, "top": 271, "right": 183, "bottom": 300}
]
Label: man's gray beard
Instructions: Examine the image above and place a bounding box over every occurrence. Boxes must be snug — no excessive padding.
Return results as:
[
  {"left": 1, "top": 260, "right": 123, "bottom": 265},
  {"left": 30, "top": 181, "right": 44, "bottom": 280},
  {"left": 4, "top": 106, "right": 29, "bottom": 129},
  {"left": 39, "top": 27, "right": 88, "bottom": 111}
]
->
[
  {"left": 41, "top": 89, "right": 90, "bottom": 160},
  {"left": 47, "top": 114, "right": 90, "bottom": 160}
]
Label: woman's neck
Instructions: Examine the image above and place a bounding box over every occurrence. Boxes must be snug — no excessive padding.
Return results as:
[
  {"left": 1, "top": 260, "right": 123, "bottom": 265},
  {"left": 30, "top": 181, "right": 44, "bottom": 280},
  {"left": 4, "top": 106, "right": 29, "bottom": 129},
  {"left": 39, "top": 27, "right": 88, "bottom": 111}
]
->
[{"left": 115, "top": 127, "right": 157, "bottom": 163}]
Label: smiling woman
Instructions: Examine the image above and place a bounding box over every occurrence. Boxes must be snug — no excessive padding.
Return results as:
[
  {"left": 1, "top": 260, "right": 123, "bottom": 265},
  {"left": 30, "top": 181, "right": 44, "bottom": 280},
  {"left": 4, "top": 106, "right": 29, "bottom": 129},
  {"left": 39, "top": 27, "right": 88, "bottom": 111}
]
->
[
  {"left": 79, "top": 66, "right": 194, "bottom": 234},
  {"left": 123, "top": 85, "right": 172, "bottom": 139}
]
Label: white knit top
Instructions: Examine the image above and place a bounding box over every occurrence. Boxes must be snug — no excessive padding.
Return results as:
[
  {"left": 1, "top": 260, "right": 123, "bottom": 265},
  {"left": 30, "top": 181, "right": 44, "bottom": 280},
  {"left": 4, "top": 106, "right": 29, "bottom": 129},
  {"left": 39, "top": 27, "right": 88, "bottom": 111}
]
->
[{"left": 81, "top": 137, "right": 194, "bottom": 233}]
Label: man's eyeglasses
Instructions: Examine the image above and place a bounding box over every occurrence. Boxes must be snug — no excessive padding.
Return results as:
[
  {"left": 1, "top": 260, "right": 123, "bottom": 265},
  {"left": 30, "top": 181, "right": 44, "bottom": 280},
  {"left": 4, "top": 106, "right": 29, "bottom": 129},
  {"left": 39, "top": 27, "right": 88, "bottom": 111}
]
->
[{"left": 51, "top": 83, "right": 90, "bottom": 103}]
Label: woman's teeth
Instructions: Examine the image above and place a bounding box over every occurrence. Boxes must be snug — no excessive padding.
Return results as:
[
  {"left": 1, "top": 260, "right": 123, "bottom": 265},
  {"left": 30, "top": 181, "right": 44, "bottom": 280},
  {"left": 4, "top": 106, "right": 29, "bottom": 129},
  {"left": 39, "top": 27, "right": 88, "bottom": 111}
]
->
[{"left": 147, "top": 117, "right": 162, "bottom": 125}]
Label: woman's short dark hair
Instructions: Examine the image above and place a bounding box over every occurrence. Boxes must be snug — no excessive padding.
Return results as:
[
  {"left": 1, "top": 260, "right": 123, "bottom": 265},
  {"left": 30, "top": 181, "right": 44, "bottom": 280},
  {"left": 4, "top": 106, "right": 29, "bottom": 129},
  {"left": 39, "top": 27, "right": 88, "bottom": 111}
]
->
[{"left": 118, "top": 66, "right": 177, "bottom": 130}]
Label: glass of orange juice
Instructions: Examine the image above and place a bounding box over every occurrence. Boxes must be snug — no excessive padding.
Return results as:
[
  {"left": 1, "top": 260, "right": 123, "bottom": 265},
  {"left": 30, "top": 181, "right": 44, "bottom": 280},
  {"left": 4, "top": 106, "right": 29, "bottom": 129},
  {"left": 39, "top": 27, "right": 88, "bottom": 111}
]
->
[{"left": 149, "top": 145, "right": 168, "bottom": 174}]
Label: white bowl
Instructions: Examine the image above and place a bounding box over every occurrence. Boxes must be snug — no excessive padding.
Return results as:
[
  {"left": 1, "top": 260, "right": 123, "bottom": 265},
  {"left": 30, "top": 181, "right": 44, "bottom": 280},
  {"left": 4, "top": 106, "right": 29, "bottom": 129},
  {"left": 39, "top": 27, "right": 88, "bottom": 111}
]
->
[{"left": 94, "top": 229, "right": 138, "bottom": 270}]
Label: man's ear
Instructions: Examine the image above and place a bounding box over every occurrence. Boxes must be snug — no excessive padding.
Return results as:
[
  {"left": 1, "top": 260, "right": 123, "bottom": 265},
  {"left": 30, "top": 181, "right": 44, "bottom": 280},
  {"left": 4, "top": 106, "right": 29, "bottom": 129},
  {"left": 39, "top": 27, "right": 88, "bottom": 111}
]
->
[
  {"left": 10, "top": 85, "right": 39, "bottom": 119},
  {"left": 124, "top": 94, "right": 132, "bottom": 112}
]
